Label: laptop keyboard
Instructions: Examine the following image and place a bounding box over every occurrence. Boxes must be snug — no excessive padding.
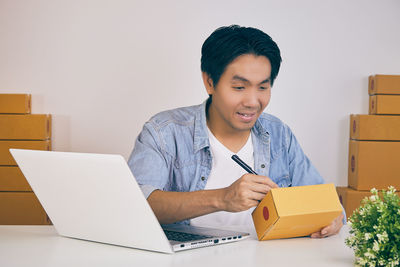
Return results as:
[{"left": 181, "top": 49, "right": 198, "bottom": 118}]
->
[{"left": 163, "top": 230, "right": 212, "bottom": 242}]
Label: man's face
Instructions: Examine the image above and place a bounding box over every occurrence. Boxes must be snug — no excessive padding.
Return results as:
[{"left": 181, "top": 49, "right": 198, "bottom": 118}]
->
[{"left": 204, "top": 54, "right": 272, "bottom": 135}]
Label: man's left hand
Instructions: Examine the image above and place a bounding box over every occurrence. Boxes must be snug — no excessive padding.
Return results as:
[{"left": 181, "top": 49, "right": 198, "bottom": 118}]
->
[{"left": 310, "top": 213, "right": 344, "bottom": 238}]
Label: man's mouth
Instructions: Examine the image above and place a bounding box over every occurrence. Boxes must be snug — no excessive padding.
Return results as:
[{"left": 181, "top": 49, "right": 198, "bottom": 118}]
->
[{"left": 236, "top": 111, "right": 257, "bottom": 122}]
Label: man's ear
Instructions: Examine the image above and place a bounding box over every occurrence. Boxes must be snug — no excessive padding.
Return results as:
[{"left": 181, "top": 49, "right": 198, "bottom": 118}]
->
[{"left": 202, "top": 72, "right": 214, "bottom": 95}]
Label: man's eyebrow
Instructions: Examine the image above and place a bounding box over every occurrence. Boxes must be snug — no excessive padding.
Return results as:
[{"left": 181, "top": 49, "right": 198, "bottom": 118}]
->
[
  {"left": 259, "top": 77, "right": 271, "bottom": 85},
  {"left": 231, "top": 75, "right": 271, "bottom": 85},
  {"left": 231, "top": 75, "right": 249, "bottom": 83}
]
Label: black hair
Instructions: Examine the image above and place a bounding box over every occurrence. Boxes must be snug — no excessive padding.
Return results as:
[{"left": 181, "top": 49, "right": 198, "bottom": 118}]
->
[{"left": 201, "top": 25, "right": 282, "bottom": 87}]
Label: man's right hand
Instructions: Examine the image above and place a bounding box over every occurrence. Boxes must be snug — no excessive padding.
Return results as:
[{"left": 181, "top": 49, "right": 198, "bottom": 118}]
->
[
  {"left": 221, "top": 174, "right": 278, "bottom": 212},
  {"left": 147, "top": 174, "right": 278, "bottom": 224}
]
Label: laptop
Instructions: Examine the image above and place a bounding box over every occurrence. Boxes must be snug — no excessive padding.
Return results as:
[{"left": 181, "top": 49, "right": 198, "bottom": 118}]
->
[{"left": 10, "top": 149, "right": 249, "bottom": 253}]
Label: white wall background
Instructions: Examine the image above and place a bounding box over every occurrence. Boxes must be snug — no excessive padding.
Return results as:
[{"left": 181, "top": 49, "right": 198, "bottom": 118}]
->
[{"left": 1, "top": 0, "right": 399, "bottom": 186}]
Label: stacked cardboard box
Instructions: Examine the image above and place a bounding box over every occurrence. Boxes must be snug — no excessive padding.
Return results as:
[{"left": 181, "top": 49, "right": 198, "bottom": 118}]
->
[
  {"left": 0, "top": 94, "right": 51, "bottom": 224},
  {"left": 337, "top": 75, "right": 400, "bottom": 218}
]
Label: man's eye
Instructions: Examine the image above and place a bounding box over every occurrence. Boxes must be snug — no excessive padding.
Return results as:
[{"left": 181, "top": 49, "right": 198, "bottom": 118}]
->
[
  {"left": 233, "top": 87, "right": 245, "bottom": 90},
  {"left": 260, "top": 86, "right": 269, "bottom": 90}
]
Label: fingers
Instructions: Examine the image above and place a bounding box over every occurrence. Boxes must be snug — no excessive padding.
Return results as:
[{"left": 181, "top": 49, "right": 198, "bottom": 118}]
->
[
  {"left": 248, "top": 191, "right": 269, "bottom": 202},
  {"left": 240, "top": 174, "right": 279, "bottom": 200},
  {"left": 222, "top": 174, "right": 282, "bottom": 212},
  {"left": 310, "top": 214, "right": 344, "bottom": 238},
  {"left": 310, "top": 231, "right": 324, "bottom": 238},
  {"left": 243, "top": 174, "right": 279, "bottom": 189},
  {"left": 248, "top": 182, "right": 272, "bottom": 195},
  {"left": 311, "top": 223, "right": 335, "bottom": 238},
  {"left": 311, "top": 227, "right": 330, "bottom": 238}
]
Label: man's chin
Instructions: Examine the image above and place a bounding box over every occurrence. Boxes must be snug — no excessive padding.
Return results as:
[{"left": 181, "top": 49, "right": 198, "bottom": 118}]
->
[{"left": 234, "top": 122, "right": 256, "bottom": 132}]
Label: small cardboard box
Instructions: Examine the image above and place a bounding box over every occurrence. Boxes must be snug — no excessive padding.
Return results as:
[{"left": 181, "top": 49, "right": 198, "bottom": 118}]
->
[
  {"left": 0, "top": 166, "right": 32, "bottom": 191},
  {"left": 369, "top": 95, "right": 400, "bottom": 115},
  {"left": 0, "top": 94, "right": 31, "bottom": 114},
  {"left": 0, "top": 140, "right": 51, "bottom": 165},
  {"left": 348, "top": 140, "right": 400, "bottom": 190},
  {"left": 350, "top": 114, "right": 400, "bottom": 141},
  {"left": 0, "top": 114, "right": 51, "bottom": 140},
  {"left": 336, "top": 186, "right": 400, "bottom": 218},
  {"left": 0, "top": 192, "right": 50, "bottom": 225},
  {"left": 252, "top": 184, "right": 342, "bottom": 241},
  {"left": 369, "top": 75, "right": 400, "bottom": 95}
]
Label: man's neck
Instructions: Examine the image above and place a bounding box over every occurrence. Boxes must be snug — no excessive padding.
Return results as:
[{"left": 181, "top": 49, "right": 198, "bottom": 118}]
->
[
  {"left": 206, "top": 122, "right": 251, "bottom": 153},
  {"left": 206, "top": 99, "right": 252, "bottom": 153}
]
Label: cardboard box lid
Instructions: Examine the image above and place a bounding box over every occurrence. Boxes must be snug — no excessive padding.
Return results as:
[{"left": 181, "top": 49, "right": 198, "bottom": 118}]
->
[{"left": 273, "top": 183, "right": 343, "bottom": 217}]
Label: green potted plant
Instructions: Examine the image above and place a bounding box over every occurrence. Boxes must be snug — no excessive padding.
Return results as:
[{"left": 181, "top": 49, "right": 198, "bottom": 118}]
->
[{"left": 345, "top": 186, "right": 400, "bottom": 266}]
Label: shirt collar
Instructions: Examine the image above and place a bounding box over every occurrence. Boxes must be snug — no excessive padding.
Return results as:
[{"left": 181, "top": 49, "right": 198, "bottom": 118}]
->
[{"left": 252, "top": 116, "right": 270, "bottom": 141}]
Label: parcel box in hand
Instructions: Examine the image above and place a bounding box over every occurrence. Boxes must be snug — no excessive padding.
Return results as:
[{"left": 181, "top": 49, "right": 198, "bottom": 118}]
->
[{"left": 252, "top": 184, "right": 342, "bottom": 241}]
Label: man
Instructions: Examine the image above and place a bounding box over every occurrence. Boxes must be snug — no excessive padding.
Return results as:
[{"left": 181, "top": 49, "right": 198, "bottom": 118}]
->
[{"left": 128, "top": 25, "right": 344, "bottom": 238}]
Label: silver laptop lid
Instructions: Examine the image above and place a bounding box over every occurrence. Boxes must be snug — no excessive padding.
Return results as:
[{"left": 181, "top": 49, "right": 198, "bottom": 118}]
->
[{"left": 10, "top": 149, "right": 173, "bottom": 253}]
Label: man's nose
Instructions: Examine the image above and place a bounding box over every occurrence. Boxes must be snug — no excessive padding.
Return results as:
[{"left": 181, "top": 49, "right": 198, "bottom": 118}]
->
[{"left": 243, "top": 89, "right": 259, "bottom": 107}]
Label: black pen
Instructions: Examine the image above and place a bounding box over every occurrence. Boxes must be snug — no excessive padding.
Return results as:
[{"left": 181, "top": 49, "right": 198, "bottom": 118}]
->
[
  {"left": 232, "top": 155, "right": 292, "bottom": 187},
  {"left": 231, "top": 154, "right": 258, "bottom": 175}
]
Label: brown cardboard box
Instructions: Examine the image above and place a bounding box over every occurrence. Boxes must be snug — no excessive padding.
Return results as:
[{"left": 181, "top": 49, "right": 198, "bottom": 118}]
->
[
  {"left": 350, "top": 114, "right": 400, "bottom": 141},
  {"left": 0, "top": 166, "right": 32, "bottom": 191},
  {"left": 0, "top": 192, "right": 50, "bottom": 225},
  {"left": 0, "top": 114, "right": 51, "bottom": 140},
  {"left": 252, "top": 184, "right": 342, "bottom": 240},
  {"left": 369, "top": 75, "right": 400, "bottom": 95},
  {"left": 348, "top": 140, "right": 400, "bottom": 190},
  {"left": 369, "top": 95, "right": 400, "bottom": 115},
  {"left": 0, "top": 140, "right": 51, "bottom": 165},
  {"left": 0, "top": 94, "right": 31, "bottom": 114},
  {"left": 336, "top": 186, "right": 400, "bottom": 218}
]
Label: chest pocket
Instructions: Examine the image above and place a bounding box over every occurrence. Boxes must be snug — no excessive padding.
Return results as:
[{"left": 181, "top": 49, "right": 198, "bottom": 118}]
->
[{"left": 269, "top": 149, "right": 291, "bottom": 187}]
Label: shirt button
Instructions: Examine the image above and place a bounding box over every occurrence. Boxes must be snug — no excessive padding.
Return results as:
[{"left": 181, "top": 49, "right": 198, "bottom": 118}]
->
[
  {"left": 201, "top": 176, "right": 206, "bottom": 181},
  {"left": 261, "top": 164, "right": 265, "bottom": 168}
]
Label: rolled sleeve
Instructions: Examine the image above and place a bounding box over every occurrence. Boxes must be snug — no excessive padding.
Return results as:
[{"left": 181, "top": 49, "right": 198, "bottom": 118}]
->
[
  {"left": 128, "top": 122, "right": 171, "bottom": 199},
  {"left": 139, "top": 184, "right": 160, "bottom": 199}
]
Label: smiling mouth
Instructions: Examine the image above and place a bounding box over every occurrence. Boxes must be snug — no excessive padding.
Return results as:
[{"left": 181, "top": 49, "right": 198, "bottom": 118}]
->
[
  {"left": 236, "top": 111, "right": 257, "bottom": 121},
  {"left": 237, "top": 111, "right": 256, "bottom": 117}
]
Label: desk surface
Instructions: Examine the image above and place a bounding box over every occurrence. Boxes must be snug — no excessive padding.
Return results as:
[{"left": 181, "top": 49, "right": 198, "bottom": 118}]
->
[{"left": 0, "top": 225, "right": 355, "bottom": 267}]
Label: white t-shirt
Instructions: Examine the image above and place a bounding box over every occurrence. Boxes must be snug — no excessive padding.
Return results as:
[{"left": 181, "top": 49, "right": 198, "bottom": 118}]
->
[{"left": 190, "top": 128, "right": 255, "bottom": 228}]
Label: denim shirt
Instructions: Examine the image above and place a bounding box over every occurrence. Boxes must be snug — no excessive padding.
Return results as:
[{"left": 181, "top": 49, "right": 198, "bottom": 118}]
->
[{"left": 128, "top": 100, "right": 328, "bottom": 225}]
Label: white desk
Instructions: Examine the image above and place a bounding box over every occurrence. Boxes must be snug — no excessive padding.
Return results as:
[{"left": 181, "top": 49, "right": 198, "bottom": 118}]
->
[{"left": 0, "top": 225, "right": 354, "bottom": 267}]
